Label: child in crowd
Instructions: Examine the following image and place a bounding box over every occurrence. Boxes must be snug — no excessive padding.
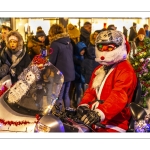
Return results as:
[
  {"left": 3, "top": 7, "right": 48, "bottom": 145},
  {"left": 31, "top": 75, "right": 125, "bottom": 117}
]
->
[{"left": 74, "top": 42, "right": 86, "bottom": 105}]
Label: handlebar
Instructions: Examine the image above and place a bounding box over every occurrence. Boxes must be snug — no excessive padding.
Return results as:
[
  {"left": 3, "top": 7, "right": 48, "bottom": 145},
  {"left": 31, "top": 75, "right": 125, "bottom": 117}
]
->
[{"left": 53, "top": 104, "right": 106, "bottom": 131}]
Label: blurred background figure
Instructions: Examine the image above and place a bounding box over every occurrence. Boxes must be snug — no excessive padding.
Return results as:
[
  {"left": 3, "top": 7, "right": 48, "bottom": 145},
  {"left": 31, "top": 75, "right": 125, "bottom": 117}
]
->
[
  {"left": 27, "top": 26, "right": 48, "bottom": 60},
  {"left": 143, "top": 24, "right": 150, "bottom": 38},
  {"left": 123, "top": 26, "right": 128, "bottom": 39},
  {"left": 67, "top": 23, "right": 80, "bottom": 45},
  {"left": 49, "top": 24, "right": 75, "bottom": 111},
  {"left": 131, "top": 28, "right": 146, "bottom": 57},
  {"left": 107, "top": 24, "right": 117, "bottom": 30},
  {"left": 134, "top": 28, "right": 146, "bottom": 47},
  {"left": 0, "top": 24, "right": 12, "bottom": 53},
  {"left": 73, "top": 42, "right": 86, "bottom": 106},
  {"left": 129, "top": 22, "right": 137, "bottom": 42},
  {"left": 67, "top": 23, "right": 80, "bottom": 106},
  {"left": 81, "top": 30, "right": 100, "bottom": 88},
  {"left": 35, "top": 26, "right": 46, "bottom": 43},
  {"left": 80, "top": 22, "right": 92, "bottom": 47}
]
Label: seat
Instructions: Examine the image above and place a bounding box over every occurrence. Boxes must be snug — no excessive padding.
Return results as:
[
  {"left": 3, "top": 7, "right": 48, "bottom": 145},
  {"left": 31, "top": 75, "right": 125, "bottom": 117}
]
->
[{"left": 129, "top": 102, "right": 147, "bottom": 121}]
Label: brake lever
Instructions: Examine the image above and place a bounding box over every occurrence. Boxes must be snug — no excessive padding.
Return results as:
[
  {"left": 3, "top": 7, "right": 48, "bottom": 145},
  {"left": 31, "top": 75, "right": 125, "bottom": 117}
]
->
[{"left": 95, "top": 122, "right": 106, "bottom": 128}]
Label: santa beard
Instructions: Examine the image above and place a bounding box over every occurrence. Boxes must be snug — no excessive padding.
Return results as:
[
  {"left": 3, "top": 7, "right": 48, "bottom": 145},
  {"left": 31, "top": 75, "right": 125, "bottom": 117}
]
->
[
  {"left": 92, "top": 44, "right": 127, "bottom": 89},
  {"left": 92, "top": 66, "right": 106, "bottom": 89},
  {"left": 95, "top": 44, "right": 127, "bottom": 66}
]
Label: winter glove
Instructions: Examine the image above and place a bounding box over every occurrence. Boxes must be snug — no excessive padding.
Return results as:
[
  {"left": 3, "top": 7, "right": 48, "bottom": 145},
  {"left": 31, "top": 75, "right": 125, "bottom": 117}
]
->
[
  {"left": 76, "top": 106, "right": 90, "bottom": 120},
  {"left": 81, "top": 110, "right": 100, "bottom": 126}
]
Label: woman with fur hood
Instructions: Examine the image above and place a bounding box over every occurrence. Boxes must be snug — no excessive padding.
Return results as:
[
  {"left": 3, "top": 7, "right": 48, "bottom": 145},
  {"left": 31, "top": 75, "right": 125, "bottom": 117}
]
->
[
  {"left": 49, "top": 24, "right": 75, "bottom": 111},
  {"left": 0, "top": 31, "right": 31, "bottom": 84}
]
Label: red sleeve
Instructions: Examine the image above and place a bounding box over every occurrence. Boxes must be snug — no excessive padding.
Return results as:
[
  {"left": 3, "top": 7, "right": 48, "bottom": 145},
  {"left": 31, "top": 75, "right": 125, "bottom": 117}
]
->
[{"left": 96, "top": 70, "right": 137, "bottom": 120}]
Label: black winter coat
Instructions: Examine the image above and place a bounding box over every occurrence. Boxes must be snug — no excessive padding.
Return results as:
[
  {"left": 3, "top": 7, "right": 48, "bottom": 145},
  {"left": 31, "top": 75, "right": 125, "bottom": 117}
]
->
[
  {"left": 0, "top": 47, "right": 31, "bottom": 84},
  {"left": 80, "top": 27, "right": 90, "bottom": 47},
  {"left": 129, "top": 27, "right": 137, "bottom": 41},
  {"left": 81, "top": 43, "right": 99, "bottom": 84},
  {"left": 49, "top": 33, "right": 75, "bottom": 82}
]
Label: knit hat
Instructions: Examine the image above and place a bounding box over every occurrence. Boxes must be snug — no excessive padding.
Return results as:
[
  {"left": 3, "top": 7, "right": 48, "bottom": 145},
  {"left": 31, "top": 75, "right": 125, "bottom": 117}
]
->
[
  {"left": 36, "top": 27, "right": 46, "bottom": 38},
  {"left": 67, "top": 24, "right": 80, "bottom": 39},
  {"left": 138, "top": 28, "right": 145, "bottom": 36}
]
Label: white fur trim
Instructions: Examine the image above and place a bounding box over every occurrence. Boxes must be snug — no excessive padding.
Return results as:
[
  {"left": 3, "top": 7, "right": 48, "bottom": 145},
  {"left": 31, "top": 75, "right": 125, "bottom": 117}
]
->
[
  {"left": 9, "top": 35, "right": 18, "bottom": 42},
  {"left": 92, "top": 66, "right": 106, "bottom": 89},
  {"left": 94, "top": 108, "right": 105, "bottom": 121},
  {"left": 94, "top": 124, "right": 126, "bottom": 132},
  {"left": 96, "top": 64, "right": 116, "bottom": 99}
]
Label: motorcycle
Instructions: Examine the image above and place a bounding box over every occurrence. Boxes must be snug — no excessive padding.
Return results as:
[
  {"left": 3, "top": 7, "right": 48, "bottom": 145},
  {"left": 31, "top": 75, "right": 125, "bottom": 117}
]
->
[{"left": 0, "top": 53, "right": 94, "bottom": 133}]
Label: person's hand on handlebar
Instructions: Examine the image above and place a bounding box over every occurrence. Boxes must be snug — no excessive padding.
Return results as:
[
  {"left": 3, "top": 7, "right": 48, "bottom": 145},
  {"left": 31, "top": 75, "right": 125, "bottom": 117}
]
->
[
  {"left": 76, "top": 106, "right": 90, "bottom": 120},
  {"left": 77, "top": 106, "right": 101, "bottom": 126},
  {"left": 81, "top": 110, "right": 100, "bottom": 126}
]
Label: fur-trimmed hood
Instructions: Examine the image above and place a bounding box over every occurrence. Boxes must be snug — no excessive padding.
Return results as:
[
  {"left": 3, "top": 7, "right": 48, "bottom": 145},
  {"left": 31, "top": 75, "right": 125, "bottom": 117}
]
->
[
  {"left": 50, "top": 32, "right": 70, "bottom": 44},
  {"left": 1, "top": 46, "right": 26, "bottom": 69},
  {"left": 6, "top": 31, "right": 23, "bottom": 51}
]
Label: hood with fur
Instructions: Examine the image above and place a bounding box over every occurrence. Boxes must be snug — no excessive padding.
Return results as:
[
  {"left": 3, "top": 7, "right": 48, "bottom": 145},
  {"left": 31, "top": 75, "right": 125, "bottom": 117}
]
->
[
  {"left": 6, "top": 31, "right": 23, "bottom": 52},
  {"left": 50, "top": 32, "right": 70, "bottom": 44}
]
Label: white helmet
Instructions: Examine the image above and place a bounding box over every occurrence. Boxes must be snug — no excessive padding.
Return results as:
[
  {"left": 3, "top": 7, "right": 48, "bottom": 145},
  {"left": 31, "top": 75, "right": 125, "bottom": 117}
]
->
[
  {"left": 95, "top": 30, "right": 123, "bottom": 49},
  {"left": 95, "top": 30, "right": 127, "bottom": 66}
]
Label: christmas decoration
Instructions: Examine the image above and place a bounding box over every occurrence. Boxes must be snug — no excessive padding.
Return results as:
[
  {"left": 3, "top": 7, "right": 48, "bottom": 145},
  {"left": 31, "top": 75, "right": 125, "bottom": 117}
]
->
[
  {"left": 0, "top": 85, "right": 8, "bottom": 97},
  {"left": 32, "top": 54, "right": 48, "bottom": 69},
  {"left": 134, "top": 114, "right": 150, "bottom": 132},
  {"left": 130, "top": 37, "right": 150, "bottom": 107},
  {"left": 0, "top": 114, "right": 40, "bottom": 126}
]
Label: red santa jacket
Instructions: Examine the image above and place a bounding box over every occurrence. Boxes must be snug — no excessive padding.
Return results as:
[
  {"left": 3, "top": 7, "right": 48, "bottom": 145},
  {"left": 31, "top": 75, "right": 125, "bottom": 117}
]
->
[{"left": 79, "top": 60, "right": 137, "bottom": 132}]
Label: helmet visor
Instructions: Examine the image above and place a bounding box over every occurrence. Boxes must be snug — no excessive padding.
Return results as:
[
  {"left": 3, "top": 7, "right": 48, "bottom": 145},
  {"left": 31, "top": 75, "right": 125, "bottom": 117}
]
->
[{"left": 97, "top": 43, "right": 118, "bottom": 52}]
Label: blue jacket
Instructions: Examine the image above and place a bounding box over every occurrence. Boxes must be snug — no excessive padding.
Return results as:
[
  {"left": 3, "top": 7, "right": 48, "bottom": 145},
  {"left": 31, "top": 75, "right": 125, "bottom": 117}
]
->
[
  {"left": 145, "top": 30, "right": 150, "bottom": 38},
  {"left": 74, "top": 42, "right": 86, "bottom": 83}
]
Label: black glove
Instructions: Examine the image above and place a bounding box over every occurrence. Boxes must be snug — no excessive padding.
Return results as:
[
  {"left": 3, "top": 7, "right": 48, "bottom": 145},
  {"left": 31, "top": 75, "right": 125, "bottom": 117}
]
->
[
  {"left": 81, "top": 110, "right": 100, "bottom": 126},
  {"left": 76, "top": 106, "right": 90, "bottom": 120}
]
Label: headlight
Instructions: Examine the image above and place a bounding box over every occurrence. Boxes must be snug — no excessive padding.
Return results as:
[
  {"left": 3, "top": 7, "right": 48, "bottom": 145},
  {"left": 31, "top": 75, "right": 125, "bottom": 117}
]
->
[{"left": 34, "top": 122, "right": 51, "bottom": 133}]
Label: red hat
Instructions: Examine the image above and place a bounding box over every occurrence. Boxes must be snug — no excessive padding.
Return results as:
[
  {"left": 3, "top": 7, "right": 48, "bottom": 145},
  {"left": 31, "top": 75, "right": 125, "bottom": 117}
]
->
[{"left": 125, "top": 37, "right": 130, "bottom": 54}]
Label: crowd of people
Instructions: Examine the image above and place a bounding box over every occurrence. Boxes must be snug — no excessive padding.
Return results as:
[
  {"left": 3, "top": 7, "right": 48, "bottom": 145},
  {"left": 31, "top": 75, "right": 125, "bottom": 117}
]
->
[{"left": 0, "top": 21, "right": 149, "bottom": 132}]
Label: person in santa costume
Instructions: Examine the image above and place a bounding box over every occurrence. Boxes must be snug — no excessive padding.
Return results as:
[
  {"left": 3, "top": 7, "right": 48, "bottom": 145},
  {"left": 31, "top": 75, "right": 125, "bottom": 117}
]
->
[{"left": 76, "top": 30, "right": 137, "bottom": 132}]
